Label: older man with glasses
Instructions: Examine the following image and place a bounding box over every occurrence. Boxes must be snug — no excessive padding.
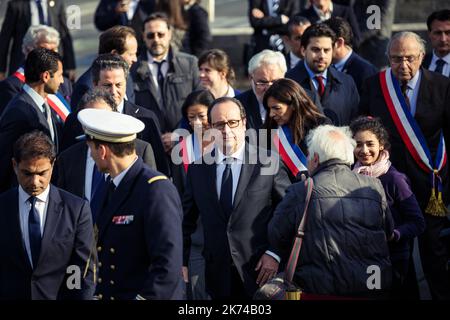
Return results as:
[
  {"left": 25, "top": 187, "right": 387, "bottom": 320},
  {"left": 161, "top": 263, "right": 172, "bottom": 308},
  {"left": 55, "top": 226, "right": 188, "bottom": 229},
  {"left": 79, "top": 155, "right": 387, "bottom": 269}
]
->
[{"left": 360, "top": 31, "right": 450, "bottom": 300}]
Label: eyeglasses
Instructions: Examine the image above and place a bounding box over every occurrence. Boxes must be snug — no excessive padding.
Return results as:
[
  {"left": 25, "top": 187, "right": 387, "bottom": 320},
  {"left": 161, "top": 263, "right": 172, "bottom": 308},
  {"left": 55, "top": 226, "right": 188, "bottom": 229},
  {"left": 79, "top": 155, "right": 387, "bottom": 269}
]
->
[
  {"left": 252, "top": 78, "right": 274, "bottom": 88},
  {"left": 389, "top": 54, "right": 421, "bottom": 64},
  {"left": 211, "top": 119, "right": 242, "bottom": 130},
  {"left": 146, "top": 32, "right": 166, "bottom": 40}
]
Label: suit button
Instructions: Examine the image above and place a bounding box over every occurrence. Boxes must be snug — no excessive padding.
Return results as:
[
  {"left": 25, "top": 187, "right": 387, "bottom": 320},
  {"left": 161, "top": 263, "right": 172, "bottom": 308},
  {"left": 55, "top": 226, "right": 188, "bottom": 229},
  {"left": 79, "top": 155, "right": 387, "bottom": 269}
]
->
[
  {"left": 97, "top": 246, "right": 102, "bottom": 252},
  {"left": 110, "top": 280, "right": 115, "bottom": 285},
  {"left": 110, "top": 265, "right": 115, "bottom": 270},
  {"left": 110, "top": 297, "right": 115, "bottom": 300},
  {"left": 98, "top": 278, "right": 102, "bottom": 283},
  {"left": 98, "top": 262, "right": 102, "bottom": 268},
  {"left": 97, "top": 294, "right": 103, "bottom": 300},
  {"left": 110, "top": 248, "right": 115, "bottom": 254}
]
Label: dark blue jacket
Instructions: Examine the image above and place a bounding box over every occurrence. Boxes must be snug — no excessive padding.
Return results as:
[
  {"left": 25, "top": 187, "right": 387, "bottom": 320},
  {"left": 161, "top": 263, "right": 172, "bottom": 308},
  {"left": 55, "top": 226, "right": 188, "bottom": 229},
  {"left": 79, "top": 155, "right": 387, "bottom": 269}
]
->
[
  {"left": 95, "top": 157, "right": 183, "bottom": 300},
  {"left": 0, "top": 185, "right": 95, "bottom": 299},
  {"left": 286, "top": 62, "right": 359, "bottom": 125},
  {"left": 338, "top": 51, "right": 378, "bottom": 94},
  {"left": 379, "top": 166, "right": 425, "bottom": 260}
]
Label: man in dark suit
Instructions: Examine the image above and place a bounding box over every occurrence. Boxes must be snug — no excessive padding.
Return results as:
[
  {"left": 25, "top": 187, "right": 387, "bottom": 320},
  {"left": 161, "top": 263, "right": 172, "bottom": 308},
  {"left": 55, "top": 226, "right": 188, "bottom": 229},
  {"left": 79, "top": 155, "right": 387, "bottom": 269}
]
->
[
  {"left": 182, "top": 0, "right": 212, "bottom": 57},
  {"left": 0, "top": 24, "right": 72, "bottom": 116},
  {"left": 182, "top": 97, "right": 291, "bottom": 299},
  {"left": 131, "top": 12, "right": 201, "bottom": 149},
  {"left": 286, "top": 23, "right": 359, "bottom": 125},
  {"left": 248, "top": 0, "right": 300, "bottom": 54},
  {"left": 360, "top": 32, "right": 450, "bottom": 300},
  {"left": 324, "top": 17, "right": 378, "bottom": 94},
  {"left": 78, "top": 108, "right": 183, "bottom": 300},
  {"left": 282, "top": 15, "right": 311, "bottom": 70},
  {"left": 299, "top": 0, "right": 361, "bottom": 47},
  {"left": 423, "top": 10, "right": 450, "bottom": 78},
  {"left": 0, "top": 0, "right": 76, "bottom": 81},
  {"left": 0, "top": 130, "right": 95, "bottom": 300},
  {"left": 0, "top": 48, "right": 64, "bottom": 193},
  {"left": 62, "top": 53, "right": 169, "bottom": 175},
  {"left": 236, "top": 50, "right": 287, "bottom": 130},
  {"left": 71, "top": 26, "right": 137, "bottom": 111},
  {"left": 56, "top": 88, "right": 156, "bottom": 209}
]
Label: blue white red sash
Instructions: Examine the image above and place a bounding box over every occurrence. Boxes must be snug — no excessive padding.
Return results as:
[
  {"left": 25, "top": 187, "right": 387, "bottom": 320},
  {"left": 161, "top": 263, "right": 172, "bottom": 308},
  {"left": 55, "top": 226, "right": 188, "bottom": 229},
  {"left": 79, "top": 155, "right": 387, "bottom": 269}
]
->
[
  {"left": 379, "top": 69, "right": 447, "bottom": 215},
  {"left": 273, "top": 125, "right": 308, "bottom": 177},
  {"left": 13, "top": 67, "right": 71, "bottom": 121},
  {"left": 180, "top": 134, "right": 202, "bottom": 172}
]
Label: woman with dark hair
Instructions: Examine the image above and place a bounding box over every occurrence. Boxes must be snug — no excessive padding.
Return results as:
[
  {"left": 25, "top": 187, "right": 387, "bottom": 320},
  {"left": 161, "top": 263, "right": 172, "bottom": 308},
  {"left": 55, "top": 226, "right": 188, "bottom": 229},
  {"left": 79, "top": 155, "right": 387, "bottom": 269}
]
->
[
  {"left": 173, "top": 89, "right": 215, "bottom": 300},
  {"left": 198, "top": 49, "right": 240, "bottom": 99},
  {"left": 263, "top": 78, "right": 329, "bottom": 181},
  {"left": 350, "top": 116, "right": 425, "bottom": 298}
]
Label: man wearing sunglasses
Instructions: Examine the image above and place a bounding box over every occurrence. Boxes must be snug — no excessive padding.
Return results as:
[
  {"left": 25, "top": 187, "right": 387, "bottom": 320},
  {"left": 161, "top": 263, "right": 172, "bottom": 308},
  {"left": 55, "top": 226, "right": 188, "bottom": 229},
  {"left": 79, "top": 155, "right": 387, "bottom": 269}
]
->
[
  {"left": 131, "top": 12, "right": 201, "bottom": 156},
  {"left": 182, "top": 97, "right": 291, "bottom": 300}
]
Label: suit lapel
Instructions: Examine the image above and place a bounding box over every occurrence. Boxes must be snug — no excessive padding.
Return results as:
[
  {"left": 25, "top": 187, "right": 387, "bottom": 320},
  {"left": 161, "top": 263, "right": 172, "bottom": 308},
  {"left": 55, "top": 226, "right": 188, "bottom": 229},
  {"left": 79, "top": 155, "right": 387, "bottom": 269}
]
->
[
  {"left": 232, "top": 145, "right": 257, "bottom": 211},
  {"left": 8, "top": 189, "right": 33, "bottom": 272},
  {"left": 415, "top": 68, "right": 432, "bottom": 120},
  {"left": 36, "top": 185, "right": 63, "bottom": 268},
  {"left": 97, "top": 158, "right": 142, "bottom": 241},
  {"left": 136, "top": 55, "right": 161, "bottom": 110}
]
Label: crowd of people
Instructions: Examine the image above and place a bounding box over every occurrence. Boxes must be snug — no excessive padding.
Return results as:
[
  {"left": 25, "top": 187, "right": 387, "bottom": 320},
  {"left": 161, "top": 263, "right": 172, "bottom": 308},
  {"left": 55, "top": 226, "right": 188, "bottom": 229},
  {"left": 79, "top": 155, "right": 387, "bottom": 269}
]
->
[{"left": 0, "top": 0, "right": 449, "bottom": 301}]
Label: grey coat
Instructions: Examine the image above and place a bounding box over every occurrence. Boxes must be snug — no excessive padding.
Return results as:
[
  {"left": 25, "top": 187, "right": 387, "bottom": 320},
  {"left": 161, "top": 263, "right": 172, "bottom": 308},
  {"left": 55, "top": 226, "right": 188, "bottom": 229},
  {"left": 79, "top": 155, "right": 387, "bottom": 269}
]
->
[{"left": 269, "top": 159, "right": 394, "bottom": 297}]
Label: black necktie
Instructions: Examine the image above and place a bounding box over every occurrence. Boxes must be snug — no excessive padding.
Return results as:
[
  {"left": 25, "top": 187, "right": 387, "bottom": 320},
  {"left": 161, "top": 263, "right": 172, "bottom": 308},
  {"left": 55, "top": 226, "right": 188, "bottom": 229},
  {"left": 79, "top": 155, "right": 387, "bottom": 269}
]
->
[
  {"left": 35, "top": 0, "right": 46, "bottom": 25},
  {"left": 220, "top": 162, "right": 233, "bottom": 219},
  {"left": 154, "top": 60, "right": 165, "bottom": 90},
  {"left": 28, "top": 197, "right": 42, "bottom": 268},
  {"left": 103, "top": 177, "right": 116, "bottom": 210},
  {"left": 435, "top": 59, "right": 445, "bottom": 75},
  {"left": 401, "top": 82, "right": 411, "bottom": 111}
]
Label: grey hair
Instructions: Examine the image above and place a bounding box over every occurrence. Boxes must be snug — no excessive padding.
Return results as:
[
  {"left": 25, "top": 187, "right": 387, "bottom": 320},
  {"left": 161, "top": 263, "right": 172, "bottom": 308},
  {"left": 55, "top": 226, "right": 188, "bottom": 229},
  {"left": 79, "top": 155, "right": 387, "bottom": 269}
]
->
[
  {"left": 306, "top": 125, "right": 356, "bottom": 165},
  {"left": 78, "top": 88, "right": 117, "bottom": 112},
  {"left": 248, "top": 49, "right": 287, "bottom": 75},
  {"left": 22, "top": 25, "right": 60, "bottom": 56},
  {"left": 386, "top": 31, "right": 426, "bottom": 56}
]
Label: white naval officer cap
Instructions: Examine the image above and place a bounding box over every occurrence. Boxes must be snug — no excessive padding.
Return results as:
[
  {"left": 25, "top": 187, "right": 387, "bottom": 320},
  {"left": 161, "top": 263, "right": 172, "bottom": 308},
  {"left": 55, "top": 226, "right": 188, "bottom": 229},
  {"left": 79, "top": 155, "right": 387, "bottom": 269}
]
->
[{"left": 77, "top": 108, "right": 145, "bottom": 143}]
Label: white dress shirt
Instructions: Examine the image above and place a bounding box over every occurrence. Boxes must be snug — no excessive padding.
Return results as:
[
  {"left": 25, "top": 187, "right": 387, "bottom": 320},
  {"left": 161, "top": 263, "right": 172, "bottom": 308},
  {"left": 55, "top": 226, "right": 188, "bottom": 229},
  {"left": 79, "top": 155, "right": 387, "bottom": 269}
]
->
[
  {"left": 289, "top": 51, "right": 301, "bottom": 70},
  {"left": 84, "top": 149, "right": 95, "bottom": 201},
  {"left": 127, "top": 0, "right": 140, "bottom": 20},
  {"left": 146, "top": 51, "right": 169, "bottom": 92},
  {"left": 18, "top": 185, "right": 50, "bottom": 267},
  {"left": 30, "top": 0, "right": 49, "bottom": 26},
  {"left": 429, "top": 51, "right": 450, "bottom": 77}
]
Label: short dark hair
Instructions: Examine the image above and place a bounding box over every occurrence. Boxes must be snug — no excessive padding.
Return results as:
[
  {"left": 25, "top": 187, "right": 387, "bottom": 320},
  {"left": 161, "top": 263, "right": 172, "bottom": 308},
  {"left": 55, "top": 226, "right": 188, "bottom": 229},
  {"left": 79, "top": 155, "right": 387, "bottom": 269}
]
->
[
  {"left": 87, "top": 137, "right": 136, "bottom": 158},
  {"left": 301, "top": 23, "right": 337, "bottom": 49},
  {"left": 99, "top": 25, "right": 136, "bottom": 54},
  {"left": 78, "top": 88, "right": 117, "bottom": 111},
  {"left": 13, "top": 130, "right": 56, "bottom": 163},
  {"left": 24, "top": 48, "right": 62, "bottom": 83},
  {"left": 208, "top": 97, "right": 246, "bottom": 124},
  {"left": 427, "top": 10, "right": 450, "bottom": 31},
  {"left": 181, "top": 90, "right": 215, "bottom": 120},
  {"left": 349, "top": 116, "right": 391, "bottom": 150},
  {"left": 91, "top": 53, "right": 129, "bottom": 85},
  {"left": 143, "top": 12, "right": 171, "bottom": 31},
  {"left": 198, "top": 49, "right": 236, "bottom": 85},
  {"left": 323, "top": 17, "right": 354, "bottom": 48},
  {"left": 287, "top": 15, "right": 311, "bottom": 36}
]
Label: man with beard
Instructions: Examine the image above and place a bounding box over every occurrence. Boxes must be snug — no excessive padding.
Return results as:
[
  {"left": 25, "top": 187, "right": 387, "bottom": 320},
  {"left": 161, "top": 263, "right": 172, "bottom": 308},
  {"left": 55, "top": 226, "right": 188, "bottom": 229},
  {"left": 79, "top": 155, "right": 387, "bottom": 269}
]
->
[
  {"left": 131, "top": 12, "right": 201, "bottom": 154},
  {"left": 0, "top": 48, "right": 64, "bottom": 192},
  {"left": 286, "top": 23, "right": 359, "bottom": 125}
]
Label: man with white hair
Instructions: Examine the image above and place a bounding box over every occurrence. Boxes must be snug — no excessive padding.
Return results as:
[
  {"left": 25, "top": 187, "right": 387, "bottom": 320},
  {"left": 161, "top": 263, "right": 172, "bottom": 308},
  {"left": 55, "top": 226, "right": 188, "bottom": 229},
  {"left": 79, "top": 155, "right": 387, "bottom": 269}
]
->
[
  {"left": 236, "top": 49, "right": 289, "bottom": 130},
  {"left": 269, "top": 124, "right": 394, "bottom": 298},
  {"left": 0, "top": 24, "right": 72, "bottom": 115},
  {"left": 360, "top": 31, "right": 450, "bottom": 300}
]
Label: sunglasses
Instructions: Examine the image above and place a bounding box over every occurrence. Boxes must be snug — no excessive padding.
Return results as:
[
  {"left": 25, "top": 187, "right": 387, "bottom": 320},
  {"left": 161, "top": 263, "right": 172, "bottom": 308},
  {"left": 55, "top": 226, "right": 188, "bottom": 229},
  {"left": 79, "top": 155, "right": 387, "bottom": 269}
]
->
[{"left": 146, "top": 32, "right": 166, "bottom": 40}]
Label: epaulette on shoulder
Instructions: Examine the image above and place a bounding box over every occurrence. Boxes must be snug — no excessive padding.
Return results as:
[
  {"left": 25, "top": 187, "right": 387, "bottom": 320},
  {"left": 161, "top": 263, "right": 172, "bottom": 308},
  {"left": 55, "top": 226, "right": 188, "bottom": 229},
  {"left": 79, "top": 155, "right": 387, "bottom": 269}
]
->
[{"left": 147, "top": 175, "right": 168, "bottom": 184}]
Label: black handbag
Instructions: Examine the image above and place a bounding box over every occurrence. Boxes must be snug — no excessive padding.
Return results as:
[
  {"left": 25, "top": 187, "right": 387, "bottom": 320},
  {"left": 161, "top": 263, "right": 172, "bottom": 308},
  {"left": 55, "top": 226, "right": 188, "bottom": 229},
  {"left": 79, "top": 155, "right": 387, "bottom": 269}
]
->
[{"left": 253, "top": 177, "right": 314, "bottom": 300}]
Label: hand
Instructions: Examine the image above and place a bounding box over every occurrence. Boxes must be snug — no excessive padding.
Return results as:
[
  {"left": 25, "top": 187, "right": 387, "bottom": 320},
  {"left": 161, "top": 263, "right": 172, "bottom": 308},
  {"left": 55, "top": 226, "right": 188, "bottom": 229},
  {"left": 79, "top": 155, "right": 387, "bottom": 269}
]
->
[
  {"left": 0, "top": 72, "right": 5, "bottom": 81},
  {"left": 182, "top": 266, "right": 189, "bottom": 283},
  {"left": 255, "top": 254, "right": 279, "bottom": 287},
  {"left": 66, "top": 69, "right": 76, "bottom": 83},
  {"left": 252, "top": 8, "right": 265, "bottom": 19},
  {"left": 115, "top": 0, "right": 130, "bottom": 13},
  {"left": 161, "top": 132, "right": 174, "bottom": 154},
  {"left": 281, "top": 14, "right": 289, "bottom": 24}
]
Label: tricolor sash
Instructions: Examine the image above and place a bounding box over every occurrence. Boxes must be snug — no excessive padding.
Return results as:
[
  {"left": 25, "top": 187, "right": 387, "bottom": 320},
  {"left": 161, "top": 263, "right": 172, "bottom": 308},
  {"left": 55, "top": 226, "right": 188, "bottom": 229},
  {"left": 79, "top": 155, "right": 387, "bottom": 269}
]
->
[
  {"left": 379, "top": 68, "right": 448, "bottom": 216},
  {"left": 13, "top": 67, "right": 71, "bottom": 121},
  {"left": 273, "top": 125, "right": 308, "bottom": 177},
  {"left": 180, "top": 134, "right": 202, "bottom": 173}
]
